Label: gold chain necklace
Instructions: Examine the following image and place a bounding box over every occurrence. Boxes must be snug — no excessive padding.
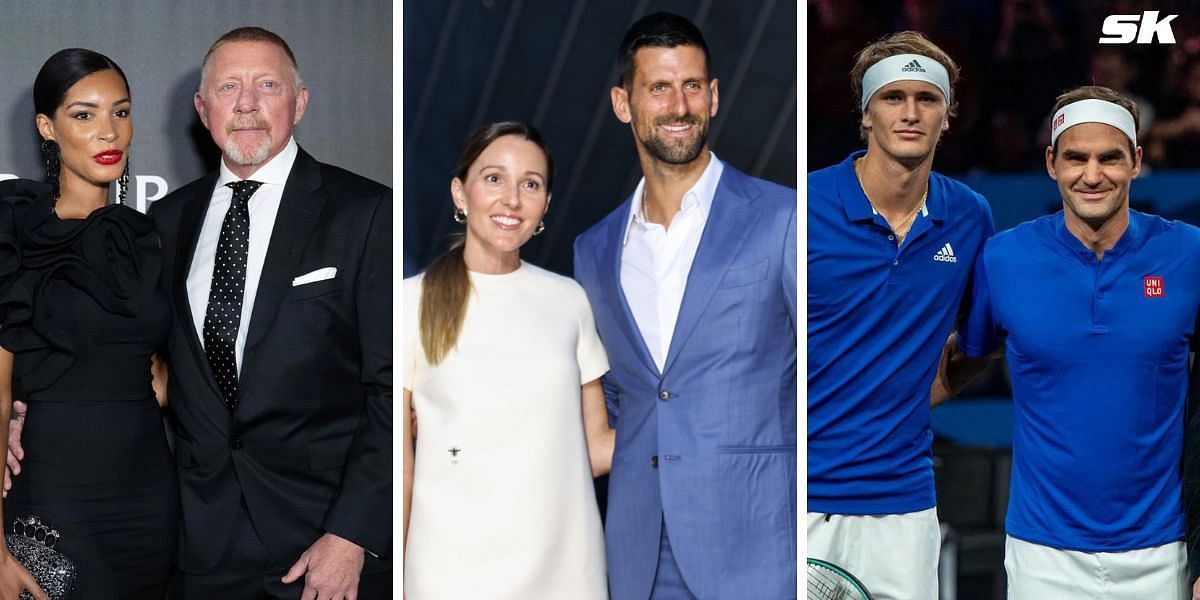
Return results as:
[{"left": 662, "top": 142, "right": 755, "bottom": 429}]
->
[{"left": 853, "top": 157, "right": 927, "bottom": 245}]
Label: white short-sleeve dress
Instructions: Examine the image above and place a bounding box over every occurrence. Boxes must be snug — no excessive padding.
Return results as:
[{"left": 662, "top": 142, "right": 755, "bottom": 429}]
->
[{"left": 403, "top": 261, "right": 610, "bottom": 599}]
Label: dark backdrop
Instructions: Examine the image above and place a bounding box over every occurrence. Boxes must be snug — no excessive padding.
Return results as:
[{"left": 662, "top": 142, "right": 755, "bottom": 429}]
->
[
  {"left": 0, "top": 1, "right": 393, "bottom": 213},
  {"left": 403, "top": 0, "right": 797, "bottom": 277}
]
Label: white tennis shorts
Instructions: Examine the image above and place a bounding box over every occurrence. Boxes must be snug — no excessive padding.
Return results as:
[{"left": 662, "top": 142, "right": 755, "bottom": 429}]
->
[
  {"left": 1004, "top": 535, "right": 1187, "bottom": 599},
  {"left": 807, "top": 507, "right": 940, "bottom": 600}
]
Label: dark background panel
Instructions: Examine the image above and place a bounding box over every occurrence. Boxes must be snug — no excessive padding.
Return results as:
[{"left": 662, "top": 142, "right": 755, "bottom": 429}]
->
[
  {"left": 403, "top": 0, "right": 798, "bottom": 277},
  {"left": 0, "top": 0, "right": 393, "bottom": 213}
]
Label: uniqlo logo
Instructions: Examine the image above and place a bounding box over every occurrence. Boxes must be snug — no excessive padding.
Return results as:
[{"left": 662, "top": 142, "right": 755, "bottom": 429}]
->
[{"left": 1144, "top": 276, "right": 1164, "bottom": 298}]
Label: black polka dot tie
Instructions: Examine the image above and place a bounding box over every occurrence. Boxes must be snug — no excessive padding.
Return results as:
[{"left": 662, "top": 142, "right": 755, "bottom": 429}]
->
[{"left": 203, "top": 180, "right": 261, "bottom": 410}]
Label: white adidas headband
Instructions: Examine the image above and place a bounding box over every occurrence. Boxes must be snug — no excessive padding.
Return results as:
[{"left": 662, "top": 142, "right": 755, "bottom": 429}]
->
[
  {"left": 860, "top": 53, "right": 951, "bottom": 111},
  {"left": 1050, "top": 98, "right": 1137, "bottom": 147}
]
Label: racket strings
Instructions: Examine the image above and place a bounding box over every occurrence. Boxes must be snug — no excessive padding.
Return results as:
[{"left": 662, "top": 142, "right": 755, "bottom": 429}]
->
[{"left": 807, "top": 563, "right": 863, "bottom": 600}]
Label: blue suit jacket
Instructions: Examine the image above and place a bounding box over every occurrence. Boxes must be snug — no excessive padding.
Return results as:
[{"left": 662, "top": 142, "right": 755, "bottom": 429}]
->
[{"left": 573, "top": 164, "right": 797, "bottom": 599}]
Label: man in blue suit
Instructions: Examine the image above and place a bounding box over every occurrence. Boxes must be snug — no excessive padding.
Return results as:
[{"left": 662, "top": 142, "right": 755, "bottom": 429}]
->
[{"left": 573, "top": 12, "right": 797, "bottom": 599}]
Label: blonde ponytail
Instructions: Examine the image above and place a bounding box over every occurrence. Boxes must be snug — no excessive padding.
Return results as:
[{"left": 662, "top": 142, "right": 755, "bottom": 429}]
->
[{"left": 419, "top": 237, "right": 469, "bottom": 365}]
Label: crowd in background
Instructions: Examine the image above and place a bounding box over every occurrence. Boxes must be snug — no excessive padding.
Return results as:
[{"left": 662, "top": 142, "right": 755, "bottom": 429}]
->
[{"left": 809, "top": 0, "right": 1200, "bottom": 173}]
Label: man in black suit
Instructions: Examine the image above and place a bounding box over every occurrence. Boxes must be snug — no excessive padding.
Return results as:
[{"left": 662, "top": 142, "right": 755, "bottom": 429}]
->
[{"left": 149, "top": 27, "right": 391, "bottom": 598}]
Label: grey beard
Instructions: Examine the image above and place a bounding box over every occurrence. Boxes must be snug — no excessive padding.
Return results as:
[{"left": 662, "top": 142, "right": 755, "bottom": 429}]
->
[{"left": 223, "top": 136, "right": 273, "bottom": 166}]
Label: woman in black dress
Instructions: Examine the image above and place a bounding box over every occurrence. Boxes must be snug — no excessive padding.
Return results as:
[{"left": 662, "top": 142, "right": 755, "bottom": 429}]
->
[{"left": 0, "top": 49, "right": 177, "bottom": 598}]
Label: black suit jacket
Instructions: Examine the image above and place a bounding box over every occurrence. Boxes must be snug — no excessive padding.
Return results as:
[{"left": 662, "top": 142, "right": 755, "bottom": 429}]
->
[{"left": 150, "top": 148, "right": 392, "bottom": 574}]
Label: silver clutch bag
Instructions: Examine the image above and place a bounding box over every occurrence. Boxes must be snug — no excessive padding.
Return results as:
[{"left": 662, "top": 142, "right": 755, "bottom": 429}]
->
[{"left": 6, "top": 515, "right": 75, "bottom": 600}]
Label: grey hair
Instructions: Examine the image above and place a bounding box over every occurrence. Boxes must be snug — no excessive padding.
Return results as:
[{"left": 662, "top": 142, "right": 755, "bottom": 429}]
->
[{"left": 196, "top": 26, "right": 305, "bottom": 94}]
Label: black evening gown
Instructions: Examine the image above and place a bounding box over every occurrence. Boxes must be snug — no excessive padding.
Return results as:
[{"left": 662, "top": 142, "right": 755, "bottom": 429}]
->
[{"left": 0, "top": 179, "right": 178, "bottom": 599}]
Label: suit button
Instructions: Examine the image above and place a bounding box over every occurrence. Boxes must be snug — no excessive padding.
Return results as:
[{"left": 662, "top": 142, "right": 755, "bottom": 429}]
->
[
  {"left": 651, "top": 455, "right": 658, "bottom": 468},
  {"left": 232, "top": 439, "right": 243, "bottom": 450},
  {"left": 659, "top": 390, "right": 670, "bottom": 401}
]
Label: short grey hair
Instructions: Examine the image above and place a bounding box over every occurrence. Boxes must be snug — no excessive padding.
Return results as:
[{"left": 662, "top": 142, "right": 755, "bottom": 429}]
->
[{"left": 197, "top": 26, "right": 305, "bottom": 94}]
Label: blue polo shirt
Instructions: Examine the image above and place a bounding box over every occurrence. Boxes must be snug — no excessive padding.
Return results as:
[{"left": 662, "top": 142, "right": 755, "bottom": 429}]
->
[
  {"left": 808, "top": 151, "right": 994, "bottom": 514},
  {"left": 960, "top": 210, "right": 1200, "bottom": 551}
]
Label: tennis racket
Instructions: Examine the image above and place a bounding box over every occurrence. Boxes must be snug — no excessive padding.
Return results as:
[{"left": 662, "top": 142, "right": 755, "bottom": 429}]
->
[{"left": 807, "top": 557, "right": 873, "bottom": 600}]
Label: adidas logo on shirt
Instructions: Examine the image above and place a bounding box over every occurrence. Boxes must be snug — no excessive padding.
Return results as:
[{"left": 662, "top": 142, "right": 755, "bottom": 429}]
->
[
  {"left": 933, "top": 243, "right": 957, "bottom": 263},
  {"left": 901, "top": 60, "right": 926, "bottom": 73}
]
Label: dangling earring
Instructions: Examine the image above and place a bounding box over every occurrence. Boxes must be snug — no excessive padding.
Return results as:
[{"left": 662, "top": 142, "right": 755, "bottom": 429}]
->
[
  {"left": 40, "top": 139, "right": 60, "bottom": 204},
  {"left": 453, "top": 208, "right": 468, "bottom": 224},
  {"left": 533, "top": 221, "right": 545, "bottom": 236},
  {"left": 117, "top": 162, "right": 129, "bottom": 206}
]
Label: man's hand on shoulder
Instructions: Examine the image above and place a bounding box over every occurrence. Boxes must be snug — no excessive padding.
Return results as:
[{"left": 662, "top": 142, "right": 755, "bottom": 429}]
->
[{"left": 282, "top": 532, "right": 365, "bottom": 600}]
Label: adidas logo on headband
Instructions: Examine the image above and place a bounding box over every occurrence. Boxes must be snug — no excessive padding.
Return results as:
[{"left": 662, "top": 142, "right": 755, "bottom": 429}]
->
[{"left": 860, "top": 54, "right": 951, "bottom": 111}]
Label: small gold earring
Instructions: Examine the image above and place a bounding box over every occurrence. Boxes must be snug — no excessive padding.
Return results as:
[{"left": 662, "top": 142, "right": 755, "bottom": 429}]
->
[
  {"left": 533, "top": 221, "right": 545, "bottom": 236},
  {"left": 453, "top": 208, "right": 467, "bottom": 224}
]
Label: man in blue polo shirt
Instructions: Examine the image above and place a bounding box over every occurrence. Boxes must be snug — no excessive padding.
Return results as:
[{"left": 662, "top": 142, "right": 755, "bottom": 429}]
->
[
  {"left": 808, "top": 31, "right": 993, "bottom": 599},
  {"left": 957, "top": 85, "right": 1199, "bottom": 597}
]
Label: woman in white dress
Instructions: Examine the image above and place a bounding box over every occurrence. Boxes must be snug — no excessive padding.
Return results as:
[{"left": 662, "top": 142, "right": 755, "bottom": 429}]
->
[{"left": 402, "top": 121, "right": 614, "bottom": 599}]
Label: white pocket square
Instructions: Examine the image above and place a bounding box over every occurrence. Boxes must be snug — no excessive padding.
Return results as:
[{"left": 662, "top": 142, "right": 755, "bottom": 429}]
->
[{"left": 292, "top": 267, "right": 337, "bottom": 287}]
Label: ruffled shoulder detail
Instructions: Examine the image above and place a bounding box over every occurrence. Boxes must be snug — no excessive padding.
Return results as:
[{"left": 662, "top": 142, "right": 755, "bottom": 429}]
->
[
  {"left": 0, "top": 179, "right": 55, "bottom": 245},
  {"left": 0, "top": 179, "right": 161, "bottom": 392}
]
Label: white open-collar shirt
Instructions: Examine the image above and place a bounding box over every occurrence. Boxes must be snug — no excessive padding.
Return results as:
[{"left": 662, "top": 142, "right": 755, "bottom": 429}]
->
[
  {"left": 187, "top": 136, "right": 297, "bottom": 369},
  {"left": 620, "top": 152, "right": 723, "bottom": 373}
]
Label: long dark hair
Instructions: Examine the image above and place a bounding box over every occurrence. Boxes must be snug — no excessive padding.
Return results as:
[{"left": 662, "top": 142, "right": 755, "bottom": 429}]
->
[
  {"left": 419, "top": 121, "right": 553, "bottom": 365},
  {"left": 34, "top": 49, "right": 130, "bottom": 198},
  {"left": 34, "top": 48, "right": 129, "bottom": 116}
]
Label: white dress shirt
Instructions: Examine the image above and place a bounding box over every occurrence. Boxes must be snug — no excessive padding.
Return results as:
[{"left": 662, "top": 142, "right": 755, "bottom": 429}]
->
[
  {"left": 187, "top": 137, "right": 298, "bottom": 368},
  {"left": 620, "top": 152, "right": 723, "bottom": 373}
]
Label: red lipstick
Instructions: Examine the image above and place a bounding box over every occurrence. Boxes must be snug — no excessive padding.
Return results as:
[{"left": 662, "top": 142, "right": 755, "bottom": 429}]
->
[{"left": 93, "top": 150, "right": 123, "bottom": 165}]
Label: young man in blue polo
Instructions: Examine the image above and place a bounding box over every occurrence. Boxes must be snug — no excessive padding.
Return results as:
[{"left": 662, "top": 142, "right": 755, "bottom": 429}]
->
[
  {"left": 807, "top": 31, "right": 994, "bottom": 598},
  {"left": 956, "top": 86, "right": 1199, "bottom": 597}
]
